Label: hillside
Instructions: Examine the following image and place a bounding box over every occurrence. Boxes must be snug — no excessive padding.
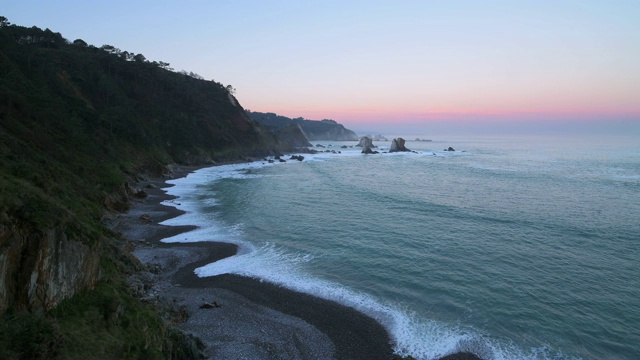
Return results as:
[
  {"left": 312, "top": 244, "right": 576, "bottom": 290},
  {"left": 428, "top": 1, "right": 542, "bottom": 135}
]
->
[
  {"left": 0, "top": 17, "right": 282, "bottom": 358},
  {"left": 248, "top": 111, "right": 359, "bottom": 141}
]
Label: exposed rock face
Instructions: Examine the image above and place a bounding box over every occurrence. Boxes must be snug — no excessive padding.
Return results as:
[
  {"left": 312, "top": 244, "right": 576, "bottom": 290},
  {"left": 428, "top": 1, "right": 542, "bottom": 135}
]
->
[
  {"left": 275, "top": 123, "right": 312, "bottom": 148},
  {"left": 389, "top": 138, "right": 410, "bottom": 152},
  {"left": 359, "top": 136, "right": 379, "bottom": 154},
  {"left": 0, "top": 223, "right": 102, "bottom": 313},
  {"left": 357, "top": 136, "right": 374, "bottom": 148},
  {"left": 303, "top": 120, "right": 359, "bottom": 141},
  {"left": 248, "top": 112, "right": 359, "bottom": 141}
]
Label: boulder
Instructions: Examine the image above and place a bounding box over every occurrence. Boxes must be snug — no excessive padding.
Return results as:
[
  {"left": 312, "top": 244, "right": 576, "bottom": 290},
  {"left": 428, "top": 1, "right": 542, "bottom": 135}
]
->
[
  {"left": 200, "top": 301, "right": 222, "bottom": 309},
  {"left": 133, "top": 189, "right": 148, "bottom": 198},
  {"left": 444, "top": 147, "right": 455, "bottom": 151},
  {"left": 389, "top": 138, "right": 410, "bottom": 152}
]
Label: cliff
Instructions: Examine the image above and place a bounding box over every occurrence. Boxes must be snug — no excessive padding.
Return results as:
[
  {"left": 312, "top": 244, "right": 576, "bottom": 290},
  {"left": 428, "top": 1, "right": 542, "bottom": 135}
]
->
[
  {"left": 248, "top": 111, "right": 359, "bottom": 141},
  {"left": 275, "top": 123, "right": 313, "bottom": 148},
  {"left": 0, "top": 18, "right": 279, "bottom": 358}
]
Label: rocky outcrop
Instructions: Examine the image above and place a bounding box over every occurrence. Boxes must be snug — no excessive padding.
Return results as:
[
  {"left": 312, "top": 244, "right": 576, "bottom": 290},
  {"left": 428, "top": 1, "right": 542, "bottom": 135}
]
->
[
  {"left": 357, "top": 136, "right": 374, "bottom": 148},
  {"left": 0, "top": 222, "right": 102, "bottom": 313},
  {"left": 301, "top": 120, "right": 359, "bottom": 141},
  {"left": 275, "top": 123, "right": 312, "bottom": 148},
  {"left": 389, "top": 138, "right": 411, "bottom": 152},
  {"left": 248, "top": 112, "right": 359, "bottom": 141},
  {"left": 358, "top": 136, "right": 379, "bottom": 154}
]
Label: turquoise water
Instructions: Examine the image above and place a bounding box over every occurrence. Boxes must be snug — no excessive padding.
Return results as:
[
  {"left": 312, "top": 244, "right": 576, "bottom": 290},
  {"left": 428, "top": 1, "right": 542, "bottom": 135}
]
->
[{"left": 161, "top": 135, "right": 640, "bottom": 360}]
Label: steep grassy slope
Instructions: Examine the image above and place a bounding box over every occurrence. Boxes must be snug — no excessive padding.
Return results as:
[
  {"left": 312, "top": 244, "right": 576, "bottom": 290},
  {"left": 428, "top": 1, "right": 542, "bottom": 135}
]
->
[{"left": 0, "top": 19, "right": 279, "bottom": 358}]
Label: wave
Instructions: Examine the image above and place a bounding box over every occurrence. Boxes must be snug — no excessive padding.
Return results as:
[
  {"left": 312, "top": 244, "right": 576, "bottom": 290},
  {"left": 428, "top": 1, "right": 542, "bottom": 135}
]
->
[{"left": 158, "top": 161, "right": 585, "bottom": 360}]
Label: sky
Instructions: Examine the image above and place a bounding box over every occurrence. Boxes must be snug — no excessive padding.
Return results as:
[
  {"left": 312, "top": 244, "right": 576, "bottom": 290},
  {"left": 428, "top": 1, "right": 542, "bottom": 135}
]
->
[{"left": 3, "top": 0, "right": 640, "bottom": 135}]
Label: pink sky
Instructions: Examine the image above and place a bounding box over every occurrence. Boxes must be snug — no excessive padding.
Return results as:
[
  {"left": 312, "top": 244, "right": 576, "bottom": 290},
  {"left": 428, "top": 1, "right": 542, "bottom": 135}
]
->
[{"left": 4, "top": 1, "right": 640, "bottom": 135}]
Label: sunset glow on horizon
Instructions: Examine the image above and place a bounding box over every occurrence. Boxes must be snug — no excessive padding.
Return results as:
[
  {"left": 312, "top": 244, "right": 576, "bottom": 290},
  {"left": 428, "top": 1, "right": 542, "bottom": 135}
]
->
[{"left": 4, "top": 0, "right": 639, "bottom": 135}]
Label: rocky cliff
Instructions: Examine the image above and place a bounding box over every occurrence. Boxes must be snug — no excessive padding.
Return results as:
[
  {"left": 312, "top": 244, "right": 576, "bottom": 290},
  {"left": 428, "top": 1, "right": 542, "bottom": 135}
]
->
[
  {"left": 0, "top": 222, "right": 102, "bottom": 314},
  {"left": 0, "top": 18, "right": 282, "bottom": 358},
  {"left": 275, "top": 123, "right": 313, "bottom": 148},
  {"left": 389, "top": 137, "right": 411, "bottom": 152},
  {"left": 248, "top": 111, "right": 359, "bottom": 141}
]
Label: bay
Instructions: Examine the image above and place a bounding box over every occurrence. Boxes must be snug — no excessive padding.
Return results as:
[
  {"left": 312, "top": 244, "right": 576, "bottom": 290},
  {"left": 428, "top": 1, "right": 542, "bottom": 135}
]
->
[{"left": 161, "top": 135, "right": 640, "bottom": 360}]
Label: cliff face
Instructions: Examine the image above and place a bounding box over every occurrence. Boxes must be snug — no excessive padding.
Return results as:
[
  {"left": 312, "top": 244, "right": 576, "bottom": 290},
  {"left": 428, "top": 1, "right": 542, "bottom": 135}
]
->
[
  {"left": 0, "top": 19, "right": 283, "bottom": 357},
  {"left": 248, "top": 111, "right": 359, "bottom": 141},
  {"left": 0, "top": 21, "right": 285, "bottom": 315},
  {"left": 275, "top": 123, "right": 312, "bottom": 148},
  {"left": 0, "top": 222, "right": 102, "bottom": 314}
]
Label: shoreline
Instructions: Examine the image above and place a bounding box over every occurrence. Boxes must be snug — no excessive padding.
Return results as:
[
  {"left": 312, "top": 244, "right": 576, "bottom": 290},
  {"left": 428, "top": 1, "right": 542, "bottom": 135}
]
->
[
  {"left": 116, "top": 164, "right": 482, "bottom": 360},
  {"left": 116, "top": 165, "right": 394, "bottom": 359}
]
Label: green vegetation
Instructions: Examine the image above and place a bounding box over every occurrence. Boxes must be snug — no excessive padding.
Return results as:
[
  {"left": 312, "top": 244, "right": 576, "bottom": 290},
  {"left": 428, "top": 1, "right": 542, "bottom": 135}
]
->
[
  {"left": 247, "top": 110, "right": 359, "bottom": 141},
  {"left": 0, "top": 280, "right": 202, "bottom": 359},
  {"left": 0, "top": 18, "right": 278, "bottom": 231},
  {"left": 0, "top": 16, "right": 278, "bottom": 358}
]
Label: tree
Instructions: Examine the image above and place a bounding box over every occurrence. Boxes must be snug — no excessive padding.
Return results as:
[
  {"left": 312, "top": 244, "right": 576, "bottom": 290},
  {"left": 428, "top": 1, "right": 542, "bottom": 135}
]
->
[
  {"left": 188, "top": 71, "right": 203, "bottom": 80},
  {"left": 226, "top": 85, "right": 236, "bottom": 95},
  {"left": 120, "top": 51, "right": 133, "bottom": 61},
  {"left": 158, "top": 61, "right": 173, "bottom": 71},
  {"left": 101, "top": 44, "right": 116, "bottom": 53},
  {"left": 0, "top": 16, "right": 10, "bottom": 27},
  {"left": 133, "top": 53, "right": 146, "bottom": 63},
  {"left": 73, "top": 39, "right": 88, "bottom": 47}
]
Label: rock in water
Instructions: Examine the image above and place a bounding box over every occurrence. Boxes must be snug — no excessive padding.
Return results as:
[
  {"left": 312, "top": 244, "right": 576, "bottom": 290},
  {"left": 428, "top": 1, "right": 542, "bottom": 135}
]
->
[
  {"left": 357, "top": 136, "right": 374, "bottom": 148},
  {"left": 359, "top": 136, "right": 380, "bottom": 154},
  {"left": 389, "top": 138, "right": 410, "bottom": 152}
]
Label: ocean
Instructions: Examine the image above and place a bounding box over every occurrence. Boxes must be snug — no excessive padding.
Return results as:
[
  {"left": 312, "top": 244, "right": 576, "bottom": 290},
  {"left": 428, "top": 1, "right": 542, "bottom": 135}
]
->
[{"left": 160, "top": 135, "right": 640, "bottom": 360}]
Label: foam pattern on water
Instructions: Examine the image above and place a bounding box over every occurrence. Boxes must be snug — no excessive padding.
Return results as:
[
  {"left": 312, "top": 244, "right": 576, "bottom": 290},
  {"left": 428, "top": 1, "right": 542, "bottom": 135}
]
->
[
  {"left": 153, "top": 143, "right": 623, "bottom": 360},
  {"left": 194, "top": 238, "right": 580, "bottom": 360}
]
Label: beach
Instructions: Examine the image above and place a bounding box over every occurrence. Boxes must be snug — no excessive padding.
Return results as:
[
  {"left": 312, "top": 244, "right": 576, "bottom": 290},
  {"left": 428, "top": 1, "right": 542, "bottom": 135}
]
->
[{"left": 115, "top": 166, "right": 397, "bottom": 360}]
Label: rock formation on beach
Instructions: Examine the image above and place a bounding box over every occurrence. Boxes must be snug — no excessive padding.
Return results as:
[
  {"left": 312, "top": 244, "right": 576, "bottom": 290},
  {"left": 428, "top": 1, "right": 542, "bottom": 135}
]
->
[{"left": 389, "top": 137, "right": 411, "bottom": 152}]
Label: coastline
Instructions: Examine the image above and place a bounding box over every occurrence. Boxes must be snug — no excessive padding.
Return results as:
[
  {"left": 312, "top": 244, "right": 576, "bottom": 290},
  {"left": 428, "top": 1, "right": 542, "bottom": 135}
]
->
[
  {"left": 116, "top": 164, "right": 482, "bottom": 360},
  {"left": 116, "top": 165, "right": 393, "bottom": 359}
]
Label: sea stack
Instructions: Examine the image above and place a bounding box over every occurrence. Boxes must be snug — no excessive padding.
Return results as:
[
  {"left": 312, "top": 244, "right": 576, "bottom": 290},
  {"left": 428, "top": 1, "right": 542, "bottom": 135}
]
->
[
  {"left": 359, "top": 136, "right": 379, "bottom": 154},
  {"left": 389, "top": 137, "right": 410, "bottom": 152}
]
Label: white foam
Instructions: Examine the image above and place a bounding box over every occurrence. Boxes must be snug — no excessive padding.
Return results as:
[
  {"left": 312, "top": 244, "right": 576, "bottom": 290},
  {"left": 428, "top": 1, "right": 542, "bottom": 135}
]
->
[
  {"left": 158, "top": 157, "right": 580, "bottom": 360},
  {"left": 193, "top": 238, "right": 559, "bottom": 359}
]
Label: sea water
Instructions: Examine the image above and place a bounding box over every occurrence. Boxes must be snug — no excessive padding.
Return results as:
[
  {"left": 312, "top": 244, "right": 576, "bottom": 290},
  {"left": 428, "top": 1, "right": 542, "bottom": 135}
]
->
[{"left": 160, "top": 135, "right": 640, "bottom": 360}]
